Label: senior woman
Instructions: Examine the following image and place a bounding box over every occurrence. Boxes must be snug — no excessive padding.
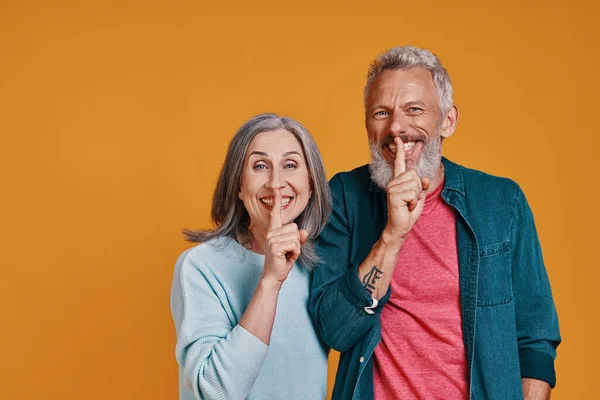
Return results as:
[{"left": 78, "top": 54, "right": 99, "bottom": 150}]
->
[{"left": 170, "top": 113, "right": 331, "bottom": 400}]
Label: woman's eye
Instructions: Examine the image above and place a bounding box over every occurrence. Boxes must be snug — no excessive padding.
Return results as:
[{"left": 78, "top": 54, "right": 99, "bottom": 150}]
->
[
  {"left": 284, "top": 163, "right": 297, "bottom": 169},
  {"left": 253, "top": 164, "right": 267, "bottom": 170}
]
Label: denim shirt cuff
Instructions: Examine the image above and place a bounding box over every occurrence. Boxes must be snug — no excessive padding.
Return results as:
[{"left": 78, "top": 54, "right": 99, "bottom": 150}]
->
[
  {"left": 340, "top": 263, "right": 392, "bottom": 312},
  {"left": 519, "top": 348, "right": 557, "bottom": 388}
]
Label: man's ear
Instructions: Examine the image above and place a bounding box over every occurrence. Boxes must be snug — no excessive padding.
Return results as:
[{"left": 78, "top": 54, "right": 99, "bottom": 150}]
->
[{"left": 440, "top": 105, "right": 459, "bottom": 139}]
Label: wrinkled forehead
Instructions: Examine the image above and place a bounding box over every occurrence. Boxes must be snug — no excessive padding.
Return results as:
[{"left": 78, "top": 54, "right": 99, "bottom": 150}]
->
[
  {"left": 367, "top": 67, "right": 438, "bottom": 105},
  {"left": 246, "top": 129, "right": 305, "bottom": 158}
]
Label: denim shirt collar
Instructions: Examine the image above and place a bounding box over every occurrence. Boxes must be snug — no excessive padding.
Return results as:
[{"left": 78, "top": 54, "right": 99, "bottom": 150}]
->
[{"left": 441, "top": 157, "right": 465, "bottom": 195}]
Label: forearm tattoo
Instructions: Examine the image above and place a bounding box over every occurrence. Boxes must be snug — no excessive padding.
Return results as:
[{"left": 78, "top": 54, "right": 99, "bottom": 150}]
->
[{"left": 362, "top": 266, "right": 383, "bottom": 295}]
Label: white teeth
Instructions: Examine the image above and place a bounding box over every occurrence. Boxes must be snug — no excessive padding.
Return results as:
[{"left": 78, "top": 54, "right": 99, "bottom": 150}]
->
[
  {"left": 403, "top": 141, "right": 416, "bottom": 151},
  {"left": 261, "top": 197, "right": 291, "bottom": 207},
  {"left": 388, "top": 141, "right": 416, "bottom": 153}
]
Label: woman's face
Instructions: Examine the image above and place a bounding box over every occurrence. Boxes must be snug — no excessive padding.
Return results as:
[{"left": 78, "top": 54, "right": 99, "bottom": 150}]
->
[{"left": 238, "top": 129, "right": 312, "bottom": 235}]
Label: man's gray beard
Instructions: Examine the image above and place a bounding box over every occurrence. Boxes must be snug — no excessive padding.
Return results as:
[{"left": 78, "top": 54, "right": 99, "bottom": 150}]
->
[{"left": 368, "top": 134, "right": 443, "bottom": 189}]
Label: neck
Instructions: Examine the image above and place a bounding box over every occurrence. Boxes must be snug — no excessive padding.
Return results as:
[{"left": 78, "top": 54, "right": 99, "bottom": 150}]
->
[
  {"left": 426, "top": 163, "right": 445, "bottom": 194},
  {"left": 246, "top": 226, "right": 267, "bottom": 255}
]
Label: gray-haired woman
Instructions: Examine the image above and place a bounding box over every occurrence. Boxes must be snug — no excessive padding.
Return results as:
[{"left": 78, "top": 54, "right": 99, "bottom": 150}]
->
[{"left": 170, "top": 113, "right": 331, "bottom": 400}]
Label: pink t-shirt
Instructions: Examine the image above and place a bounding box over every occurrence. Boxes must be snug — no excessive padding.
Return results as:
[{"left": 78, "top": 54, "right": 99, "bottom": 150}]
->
[{"left": 373, "top": 180, "right": 468, "bottom": 399}]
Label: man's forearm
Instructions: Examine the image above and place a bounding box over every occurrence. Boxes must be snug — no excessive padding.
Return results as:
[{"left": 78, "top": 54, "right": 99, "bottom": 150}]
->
[
  {"left": 357, "top": 233, "right": 404, "bottom": 300},
  {"left": 522, "top": 378, "right": 551, "bottom": 400}
]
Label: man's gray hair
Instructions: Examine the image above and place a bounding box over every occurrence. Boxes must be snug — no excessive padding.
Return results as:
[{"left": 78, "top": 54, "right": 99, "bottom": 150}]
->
[
  {"left": 364, "top": 45, "right": 454, "bottom": 114},
  {"left": 183, "top": 113, "right": 331, "bottom": 270}
]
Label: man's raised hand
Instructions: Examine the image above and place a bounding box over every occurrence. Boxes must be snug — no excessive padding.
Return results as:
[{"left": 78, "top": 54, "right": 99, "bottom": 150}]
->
[{"left": 384, "top": 137, "right": 430, "bottom": 244}]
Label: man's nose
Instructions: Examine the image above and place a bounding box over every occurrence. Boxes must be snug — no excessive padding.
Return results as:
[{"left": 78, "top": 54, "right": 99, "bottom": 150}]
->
[{"left": 389, "top": 109, "right": 408, "bottom": 135}]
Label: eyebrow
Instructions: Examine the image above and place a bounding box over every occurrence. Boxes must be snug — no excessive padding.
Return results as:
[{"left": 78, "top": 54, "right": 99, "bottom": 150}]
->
[
  {"left": 249, "top": 151, "right": 268, "bottom": 157},
  {"left": 370, "top": 100, "right": 428, "bottom": 110},
  {"left": 369, "top": 103, "right": 388, "bottom": 110},
  {"left": 248, "top": 151, "right": 302, "bottom": 157},
  {"left": 406, "top": 100, "right": 427, "bottom": 107}
]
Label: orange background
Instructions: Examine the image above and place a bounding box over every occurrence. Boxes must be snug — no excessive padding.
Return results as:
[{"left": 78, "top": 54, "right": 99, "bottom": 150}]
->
[{"left": 1, "top": 1, "right": 598, "bottom": 399}]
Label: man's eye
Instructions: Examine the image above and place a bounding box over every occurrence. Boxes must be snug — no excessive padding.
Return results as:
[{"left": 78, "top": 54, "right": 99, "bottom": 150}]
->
[
  {"left": 408, "top": 107, "right": 423, "bottom": 112},
  {"left": 374, "top": 110, "right": 388, "bottom": 116}
]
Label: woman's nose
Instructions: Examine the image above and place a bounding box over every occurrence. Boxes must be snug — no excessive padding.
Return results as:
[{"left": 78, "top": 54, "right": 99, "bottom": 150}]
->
[{"left": 266, "top": 169, "right": 285, "bottom": 189}]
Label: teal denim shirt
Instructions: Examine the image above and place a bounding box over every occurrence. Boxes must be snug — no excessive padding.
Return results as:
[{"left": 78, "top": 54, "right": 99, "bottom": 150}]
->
[{"left": 310, "top": 158, "right": 561, "bottom": 400}]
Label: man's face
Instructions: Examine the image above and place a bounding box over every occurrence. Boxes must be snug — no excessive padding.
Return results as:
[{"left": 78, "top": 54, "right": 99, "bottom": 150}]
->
[{"left": 365, "top": 67, "right": 450, "bottom": 187}]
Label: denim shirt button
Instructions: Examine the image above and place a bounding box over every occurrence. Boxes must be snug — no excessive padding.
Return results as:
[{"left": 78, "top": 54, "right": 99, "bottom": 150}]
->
[{"left": 359, "top": 356, "right": 365, "bottom": 363}]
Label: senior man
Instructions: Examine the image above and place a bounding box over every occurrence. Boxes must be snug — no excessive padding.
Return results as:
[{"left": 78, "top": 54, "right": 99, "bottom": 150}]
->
[{"left": 310, "top": 46, "right": 560, "bottom": 400}]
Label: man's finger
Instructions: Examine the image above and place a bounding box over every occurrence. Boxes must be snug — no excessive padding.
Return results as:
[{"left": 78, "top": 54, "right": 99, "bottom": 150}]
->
[
  {"left": 390, "top": 190, "right": 419, "bottom": 212},
  {"left": 421, "top": 176, "right": 430, "bottom": 192},
  {"left": 269, "top": 188, "right": 283, "bottom": 230},
  {"left": 407, "top": 190, "right": 419, "bottom": 212},
  {"left": 393, "top": 136, "right": 406, "bottom": 178}
]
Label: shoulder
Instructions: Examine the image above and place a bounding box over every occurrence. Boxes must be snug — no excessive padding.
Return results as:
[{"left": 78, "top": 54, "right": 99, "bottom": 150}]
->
[
  {"left": 448, "top": 159, "right": 522, "bottom": 198},
  {"left": 328, "top": 164, "right": 373, "bottom": 199},
  {"left": 467, "top": 167, "right": 518, "bottom": 191},
  {"left": 174, "top": 237, "right": 238, "bottom": 279},
  {"left": 174, "top": 236, "right": 266, "bottom": 288}
]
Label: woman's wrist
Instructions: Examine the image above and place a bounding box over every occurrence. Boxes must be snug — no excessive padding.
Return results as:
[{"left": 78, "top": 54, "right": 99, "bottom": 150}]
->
[{"left": 259, "top": 274, "right": 284, "bottom": 292}]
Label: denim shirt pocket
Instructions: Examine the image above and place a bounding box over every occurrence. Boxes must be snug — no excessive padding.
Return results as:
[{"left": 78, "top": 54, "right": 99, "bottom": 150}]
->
[{"left": 477, "top": 240, "right": 513, "bottom": 306}]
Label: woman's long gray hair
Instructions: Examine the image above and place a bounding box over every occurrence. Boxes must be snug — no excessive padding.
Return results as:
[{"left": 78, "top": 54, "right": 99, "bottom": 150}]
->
[{"left": 183, "top": 113, "right": 331, "bottom": 270}]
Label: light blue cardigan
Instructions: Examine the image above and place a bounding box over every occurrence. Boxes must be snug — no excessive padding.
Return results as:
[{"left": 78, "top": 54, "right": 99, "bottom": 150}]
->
[{"left": 170, "top": 236, "right": 328, "bottom": 400}]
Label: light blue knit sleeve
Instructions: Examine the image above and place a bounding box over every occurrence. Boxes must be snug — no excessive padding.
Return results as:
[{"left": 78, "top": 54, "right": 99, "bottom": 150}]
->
[{"left": 171, "top": 249, "right": 269, "bottom": 400}]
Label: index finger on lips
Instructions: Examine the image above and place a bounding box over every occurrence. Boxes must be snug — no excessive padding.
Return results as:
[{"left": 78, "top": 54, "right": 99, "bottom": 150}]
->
[
  {"left": 394, "top": 137, "right": 406, "bottom": 178},
  {"left": 269, "top": 188, "right": 283, "bottom": 230}
]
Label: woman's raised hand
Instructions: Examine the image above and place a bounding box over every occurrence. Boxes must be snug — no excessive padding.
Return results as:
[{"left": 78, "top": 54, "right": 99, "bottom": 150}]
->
[{"left": 263, "top": 188, "right": 308, "bottom": 286}]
